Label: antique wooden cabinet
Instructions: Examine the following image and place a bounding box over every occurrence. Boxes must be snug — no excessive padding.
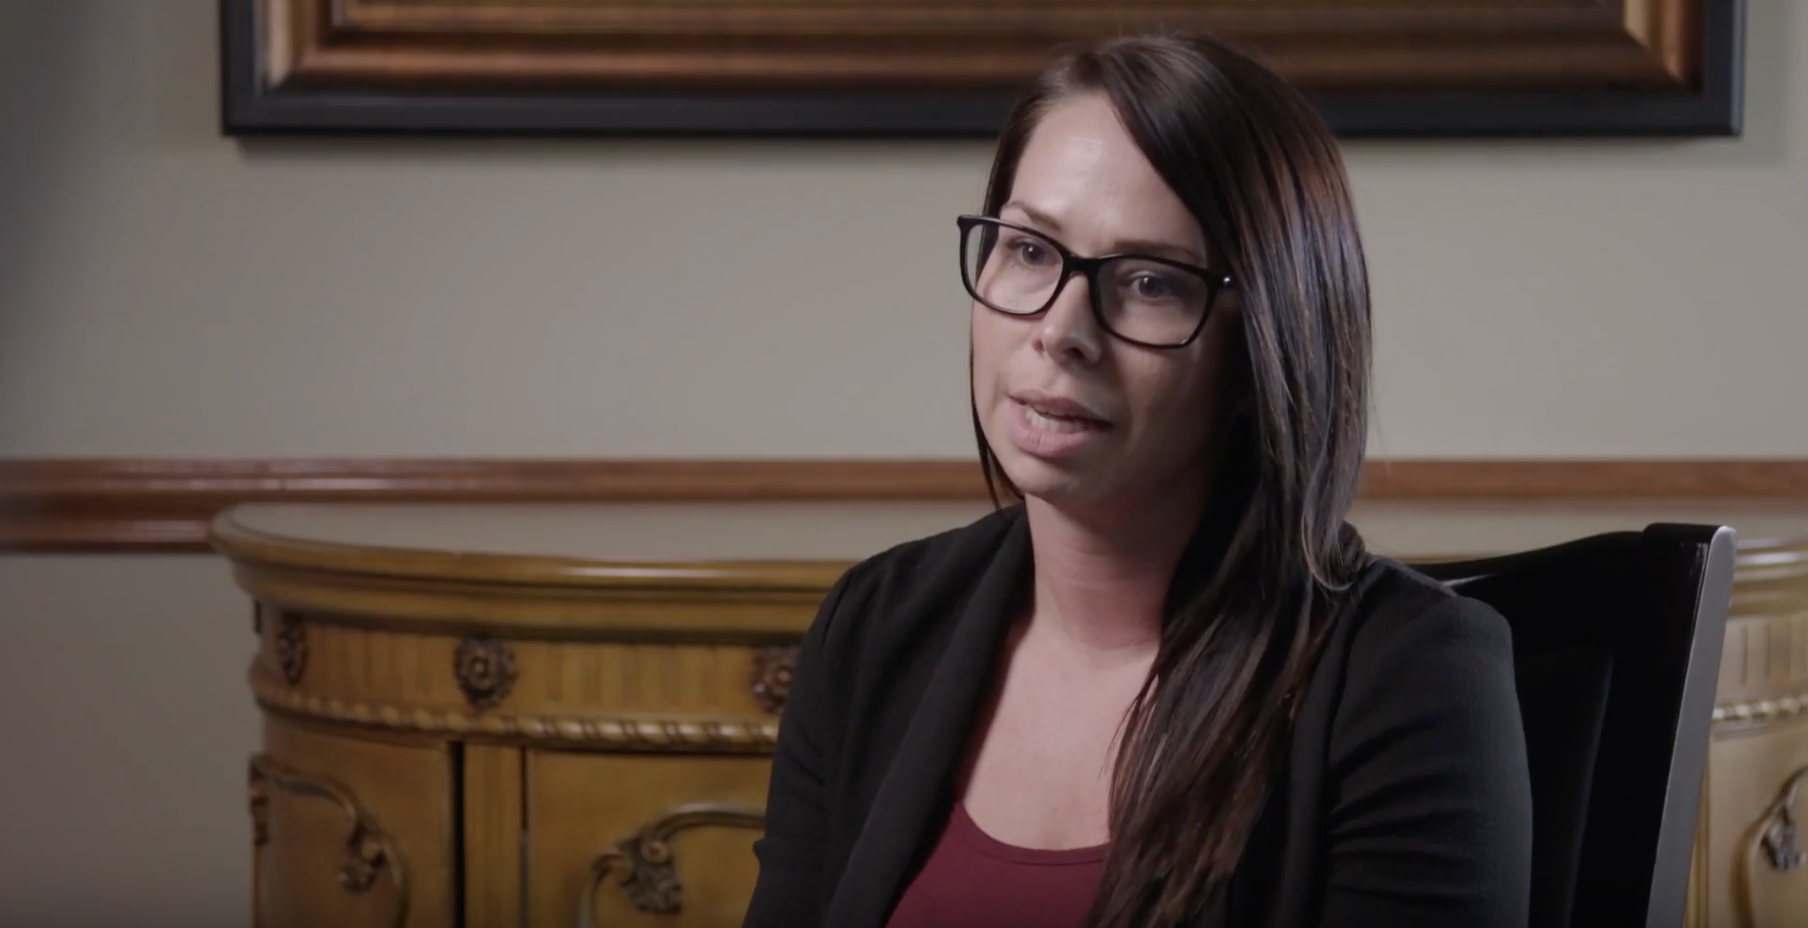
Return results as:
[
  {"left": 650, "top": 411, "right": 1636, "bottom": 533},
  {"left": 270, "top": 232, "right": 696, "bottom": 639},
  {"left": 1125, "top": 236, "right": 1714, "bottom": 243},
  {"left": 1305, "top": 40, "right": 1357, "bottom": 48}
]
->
[
  {"left": 214, "top": 503, "right": 1808, "bottom": 928},
  {"left": 1689, "top": 535, "right": 1808, "bottom": 928},
  {"left": 215, "top": 503, "right": 855, "bottom": 928}
]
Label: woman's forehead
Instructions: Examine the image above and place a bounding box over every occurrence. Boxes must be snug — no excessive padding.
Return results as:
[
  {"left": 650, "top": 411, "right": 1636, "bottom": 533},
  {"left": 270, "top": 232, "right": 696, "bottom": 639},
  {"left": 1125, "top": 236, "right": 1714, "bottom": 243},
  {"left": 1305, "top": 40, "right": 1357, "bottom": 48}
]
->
[{"left": 1009, "top": 96, "right": 1204, "bottom": 256}]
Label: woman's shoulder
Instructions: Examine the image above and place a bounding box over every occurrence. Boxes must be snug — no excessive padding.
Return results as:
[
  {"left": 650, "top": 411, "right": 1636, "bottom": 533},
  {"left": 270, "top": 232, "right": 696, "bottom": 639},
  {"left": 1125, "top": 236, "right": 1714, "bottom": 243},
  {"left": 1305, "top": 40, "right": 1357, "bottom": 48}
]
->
[
  {"left": 1317, "top": 556, "right": 1524, "bottom": 761},
  {"left": 1340, "top": 556, "right": 1515, "bottom": 667},
  {"left": 1281, "top": 559, "right": 1534, "bottom": 926}
]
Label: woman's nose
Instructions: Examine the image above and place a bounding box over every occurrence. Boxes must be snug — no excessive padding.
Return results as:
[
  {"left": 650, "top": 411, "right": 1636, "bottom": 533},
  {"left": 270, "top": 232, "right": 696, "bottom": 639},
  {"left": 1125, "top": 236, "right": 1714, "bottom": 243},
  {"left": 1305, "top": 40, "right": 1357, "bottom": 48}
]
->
[{"left": 1035, "top": 272, "right": 1104, "bottom": 366}]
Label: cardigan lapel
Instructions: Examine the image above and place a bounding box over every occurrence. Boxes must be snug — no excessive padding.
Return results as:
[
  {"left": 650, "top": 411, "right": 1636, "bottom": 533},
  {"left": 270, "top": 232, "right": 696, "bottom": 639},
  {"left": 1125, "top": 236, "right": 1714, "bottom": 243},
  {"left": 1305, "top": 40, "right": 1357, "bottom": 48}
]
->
[
  {"left": 823, "top": 509, "right": 1032, "bottom": 928},
  {"left": 1204, "top": 557, "right": 1391, "bottom": 928}
]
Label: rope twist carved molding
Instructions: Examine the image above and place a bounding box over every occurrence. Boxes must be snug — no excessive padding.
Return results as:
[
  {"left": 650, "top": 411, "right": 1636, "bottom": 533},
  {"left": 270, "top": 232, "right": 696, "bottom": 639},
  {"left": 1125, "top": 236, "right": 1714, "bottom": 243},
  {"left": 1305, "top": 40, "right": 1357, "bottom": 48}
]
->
[
  {"left": 1714, "top": 692, "right": 1808, "bottom": 725},
  {"left": 250, "top": 671, "right": 780, "bottom": 752}
]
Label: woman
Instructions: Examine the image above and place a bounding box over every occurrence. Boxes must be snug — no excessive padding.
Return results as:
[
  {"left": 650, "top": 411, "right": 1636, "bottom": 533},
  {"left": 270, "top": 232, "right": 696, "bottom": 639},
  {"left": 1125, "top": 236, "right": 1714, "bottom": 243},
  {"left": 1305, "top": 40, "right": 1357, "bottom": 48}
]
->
[{"left": 744, "top": 33, "right": 1532, "bottom": 928}]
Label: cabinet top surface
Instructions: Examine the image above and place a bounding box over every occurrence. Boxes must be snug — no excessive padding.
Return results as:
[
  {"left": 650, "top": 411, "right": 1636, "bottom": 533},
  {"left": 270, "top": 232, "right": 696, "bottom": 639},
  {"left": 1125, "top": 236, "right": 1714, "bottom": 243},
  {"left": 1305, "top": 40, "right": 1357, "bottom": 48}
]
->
[{"left": 211, "top": 500, "right": 990, "bottom": 590}]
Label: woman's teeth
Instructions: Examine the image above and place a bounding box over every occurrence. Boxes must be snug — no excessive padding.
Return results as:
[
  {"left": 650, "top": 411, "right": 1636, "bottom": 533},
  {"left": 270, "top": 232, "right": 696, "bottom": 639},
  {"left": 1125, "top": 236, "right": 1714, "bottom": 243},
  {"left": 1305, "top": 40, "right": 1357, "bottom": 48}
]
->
[{"left": 1025, "top": 406, "right": 1099, "bottom": 433}]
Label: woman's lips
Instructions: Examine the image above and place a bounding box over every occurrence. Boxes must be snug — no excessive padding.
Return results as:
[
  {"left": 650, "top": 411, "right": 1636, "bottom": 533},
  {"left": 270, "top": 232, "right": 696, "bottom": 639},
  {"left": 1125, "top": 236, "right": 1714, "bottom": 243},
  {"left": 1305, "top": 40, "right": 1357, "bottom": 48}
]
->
[
  {"left": 1007, "top": 396, "right": 1113, "bottom": 459},
  {"left": 1009, "top": 391, "right": 1112, "bottom": 425}
]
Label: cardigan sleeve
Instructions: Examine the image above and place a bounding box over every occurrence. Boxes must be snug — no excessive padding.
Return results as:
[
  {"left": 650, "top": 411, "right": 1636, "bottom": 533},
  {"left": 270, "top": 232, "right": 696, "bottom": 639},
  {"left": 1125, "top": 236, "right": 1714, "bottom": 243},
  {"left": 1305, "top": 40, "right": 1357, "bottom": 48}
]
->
[
  {"left": 1317, "top": 595, "right": 1534, "bottom": 928},
  {"left": 742, "top": 567, "right": 860, "bottom": 928}
]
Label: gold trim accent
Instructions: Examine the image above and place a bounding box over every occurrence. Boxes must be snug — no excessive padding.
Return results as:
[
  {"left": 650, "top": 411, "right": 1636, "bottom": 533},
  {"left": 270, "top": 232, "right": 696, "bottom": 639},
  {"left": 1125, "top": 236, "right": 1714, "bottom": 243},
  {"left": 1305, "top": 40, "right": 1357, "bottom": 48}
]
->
[
  {"left": 579, "top": 804, "right": 766, "bottom": 928},
  {"left": 247, "top": 753, "right": 410, "bottom": 928},
  {"left": 250, "top": 671, "right": 779, "bottom": 752}
]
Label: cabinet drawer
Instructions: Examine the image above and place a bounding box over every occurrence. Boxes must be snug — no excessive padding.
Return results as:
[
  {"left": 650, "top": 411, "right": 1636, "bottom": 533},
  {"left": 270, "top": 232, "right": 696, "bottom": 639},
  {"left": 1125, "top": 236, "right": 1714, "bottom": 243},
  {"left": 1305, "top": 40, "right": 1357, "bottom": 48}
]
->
[
  {"left": 526, "top": 751, "right": 771, "bottom": 928},
  {"left": 251, "top": 718, "right": 455, "bottom": 928}
]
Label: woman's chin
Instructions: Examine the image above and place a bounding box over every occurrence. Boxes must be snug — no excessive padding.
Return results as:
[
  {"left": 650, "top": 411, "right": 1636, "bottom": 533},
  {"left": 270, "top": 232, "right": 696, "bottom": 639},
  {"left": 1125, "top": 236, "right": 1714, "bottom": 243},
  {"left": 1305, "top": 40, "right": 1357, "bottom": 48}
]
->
[{"left": 995, "top": 454, "right": 1104, "bottom": 506}]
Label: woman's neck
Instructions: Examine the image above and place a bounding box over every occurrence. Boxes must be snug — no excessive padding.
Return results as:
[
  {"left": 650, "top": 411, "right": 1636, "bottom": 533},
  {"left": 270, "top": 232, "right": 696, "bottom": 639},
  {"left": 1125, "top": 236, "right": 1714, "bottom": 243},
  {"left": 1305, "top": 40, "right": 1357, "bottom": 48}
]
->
[{"left": 1021, "top": 488, "right": 1206, "bottom": 662}]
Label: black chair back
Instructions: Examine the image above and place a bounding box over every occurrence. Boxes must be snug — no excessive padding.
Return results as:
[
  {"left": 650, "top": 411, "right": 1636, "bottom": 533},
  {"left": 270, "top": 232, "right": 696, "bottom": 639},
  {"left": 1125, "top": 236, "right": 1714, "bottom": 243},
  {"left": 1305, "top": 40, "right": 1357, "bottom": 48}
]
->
[{"left": 1418, "top": 524, "right": 1735, "bottom": 928}]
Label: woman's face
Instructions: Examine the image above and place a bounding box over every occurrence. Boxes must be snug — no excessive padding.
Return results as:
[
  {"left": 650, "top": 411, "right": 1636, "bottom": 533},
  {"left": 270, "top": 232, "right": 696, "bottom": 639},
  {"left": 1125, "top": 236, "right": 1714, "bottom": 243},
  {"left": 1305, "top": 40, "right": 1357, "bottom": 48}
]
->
[{"left": 972, "top": 93, "right": 1243, "bottom": 515}]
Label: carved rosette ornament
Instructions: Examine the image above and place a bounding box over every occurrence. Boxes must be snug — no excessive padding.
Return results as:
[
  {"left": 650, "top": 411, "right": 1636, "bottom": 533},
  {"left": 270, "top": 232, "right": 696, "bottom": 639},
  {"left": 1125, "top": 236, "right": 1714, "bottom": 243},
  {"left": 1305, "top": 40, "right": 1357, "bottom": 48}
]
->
[
  {"left": 454, "top": 637, "right": 517, "bottom": 710},
  {"left": 751, "top": 644, "right": 801, "bottom": 715},
  {"left": 276, "top": 613, "right": 307, "bottom": 685}
]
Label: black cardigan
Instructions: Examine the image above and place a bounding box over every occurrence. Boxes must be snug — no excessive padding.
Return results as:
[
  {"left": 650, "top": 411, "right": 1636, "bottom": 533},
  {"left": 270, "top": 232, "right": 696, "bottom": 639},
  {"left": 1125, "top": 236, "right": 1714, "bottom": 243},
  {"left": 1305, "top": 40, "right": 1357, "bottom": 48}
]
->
[{"left": 743, "top": 505, "right": 1532, "bottom": 928}]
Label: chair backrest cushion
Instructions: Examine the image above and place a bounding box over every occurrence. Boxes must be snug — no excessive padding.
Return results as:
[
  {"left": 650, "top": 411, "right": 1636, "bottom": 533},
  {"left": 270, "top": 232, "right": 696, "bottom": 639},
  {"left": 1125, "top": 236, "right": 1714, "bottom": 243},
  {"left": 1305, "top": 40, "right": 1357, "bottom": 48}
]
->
[
  {"left": 1515, "top": 646, "right": 1614, "bottom": 928},
  {"left": 1423, "top": 525, "right": 1733, "bottom": 928}
]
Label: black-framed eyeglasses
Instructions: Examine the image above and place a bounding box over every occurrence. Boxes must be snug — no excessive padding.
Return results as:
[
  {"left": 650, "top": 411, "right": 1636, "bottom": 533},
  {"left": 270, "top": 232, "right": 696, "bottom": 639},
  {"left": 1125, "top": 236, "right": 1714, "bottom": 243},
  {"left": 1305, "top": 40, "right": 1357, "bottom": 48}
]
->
[{"left": 957, "top": 214, "right": 1233, "bottom": 349}]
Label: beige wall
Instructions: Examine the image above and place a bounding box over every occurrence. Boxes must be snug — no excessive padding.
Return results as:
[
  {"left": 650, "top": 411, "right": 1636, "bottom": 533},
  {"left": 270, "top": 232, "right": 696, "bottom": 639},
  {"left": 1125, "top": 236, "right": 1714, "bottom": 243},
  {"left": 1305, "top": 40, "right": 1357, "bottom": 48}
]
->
[
  {"left": 2, "top": 0, "right": 1806, "bottom": 924},
  {"left": 3, "top": 2, "right": 1806, "bottom": 459}
]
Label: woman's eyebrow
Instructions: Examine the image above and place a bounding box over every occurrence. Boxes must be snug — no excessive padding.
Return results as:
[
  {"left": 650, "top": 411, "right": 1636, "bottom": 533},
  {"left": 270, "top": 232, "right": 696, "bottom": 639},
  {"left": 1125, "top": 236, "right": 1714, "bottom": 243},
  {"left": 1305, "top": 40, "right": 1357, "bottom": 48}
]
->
[
  {"left": 1002, "top": 200, "right": 1205, "bottom": 265},
  {"left": 1001, "top": 200, "right": 1065, "bottom": 232},
  {"left": 1108, "top": 238, "right": 1205, "bottom": 265}
]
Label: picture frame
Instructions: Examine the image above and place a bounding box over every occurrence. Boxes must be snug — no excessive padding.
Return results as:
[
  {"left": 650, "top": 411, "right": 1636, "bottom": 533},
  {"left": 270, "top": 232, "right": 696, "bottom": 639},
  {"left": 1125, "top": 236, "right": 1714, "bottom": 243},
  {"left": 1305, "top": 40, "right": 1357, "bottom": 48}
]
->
[{"left": 219, "top": 0, "right": 1745, "bottom": 138}]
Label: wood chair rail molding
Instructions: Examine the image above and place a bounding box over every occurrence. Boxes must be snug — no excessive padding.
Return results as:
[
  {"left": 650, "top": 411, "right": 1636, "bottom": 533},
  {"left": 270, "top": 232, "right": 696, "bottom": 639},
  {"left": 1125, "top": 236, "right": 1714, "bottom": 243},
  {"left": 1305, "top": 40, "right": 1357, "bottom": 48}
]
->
[{"left": 4, "top": 457, "right": 1808, "bottom": 553}]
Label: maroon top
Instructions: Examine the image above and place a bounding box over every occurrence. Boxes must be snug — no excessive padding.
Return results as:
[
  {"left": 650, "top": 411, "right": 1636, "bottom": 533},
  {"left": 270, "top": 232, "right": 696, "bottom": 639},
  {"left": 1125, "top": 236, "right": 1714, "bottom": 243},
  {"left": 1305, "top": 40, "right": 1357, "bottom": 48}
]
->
[{"left": 885, "top": 802, "right": 1109, "bottom": 928}]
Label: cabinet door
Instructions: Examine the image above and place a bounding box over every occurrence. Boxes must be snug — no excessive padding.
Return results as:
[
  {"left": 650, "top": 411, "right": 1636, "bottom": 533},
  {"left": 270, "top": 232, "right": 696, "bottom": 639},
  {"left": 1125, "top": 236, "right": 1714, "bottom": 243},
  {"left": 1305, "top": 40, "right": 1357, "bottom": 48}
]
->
[
  {"left": 251, "top": 718, "right": 456, "bottom": 928},
  {"left": 526, "top": 751, "right": 770, "bottom": 928},
  {"left": 1700, "top": 723, "right": 1808, "bottom": 928}
]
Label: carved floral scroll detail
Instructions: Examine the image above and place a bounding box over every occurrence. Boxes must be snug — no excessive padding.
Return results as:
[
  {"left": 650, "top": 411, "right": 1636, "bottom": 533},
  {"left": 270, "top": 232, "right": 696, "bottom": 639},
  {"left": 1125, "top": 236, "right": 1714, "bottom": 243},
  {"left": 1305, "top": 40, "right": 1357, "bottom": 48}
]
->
[
  {"left": 1757, "top": 767, "right": 1808, "bottom": 871},
  {"left": 246, "top": 753, "right": 411, "bottom": 928},
  {"left": 1737, "top": 764, "right": 1808, "bottom": 928},
  {"left": 579, "top": 803, "right": 766, "bottom": 928}
]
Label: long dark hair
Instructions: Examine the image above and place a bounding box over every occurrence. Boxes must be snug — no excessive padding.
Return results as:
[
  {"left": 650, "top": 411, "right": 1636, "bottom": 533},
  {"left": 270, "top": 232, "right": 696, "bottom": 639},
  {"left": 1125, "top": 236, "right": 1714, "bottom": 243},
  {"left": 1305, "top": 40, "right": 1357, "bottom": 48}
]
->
[{"left": 971, "top": 34, "right": 1374, "bottom": 927}]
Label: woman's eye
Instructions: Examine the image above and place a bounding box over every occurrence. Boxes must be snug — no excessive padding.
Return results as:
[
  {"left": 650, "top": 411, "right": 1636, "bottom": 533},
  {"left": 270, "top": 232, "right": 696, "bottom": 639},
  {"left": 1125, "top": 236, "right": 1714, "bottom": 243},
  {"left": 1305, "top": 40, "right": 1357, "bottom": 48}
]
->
[
  {"left": 1130, "top": 274, "right": 1176, "bottom": 299},
  {"left": 1007, "top": 237, "right": 1051, "bottom": 266}
]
